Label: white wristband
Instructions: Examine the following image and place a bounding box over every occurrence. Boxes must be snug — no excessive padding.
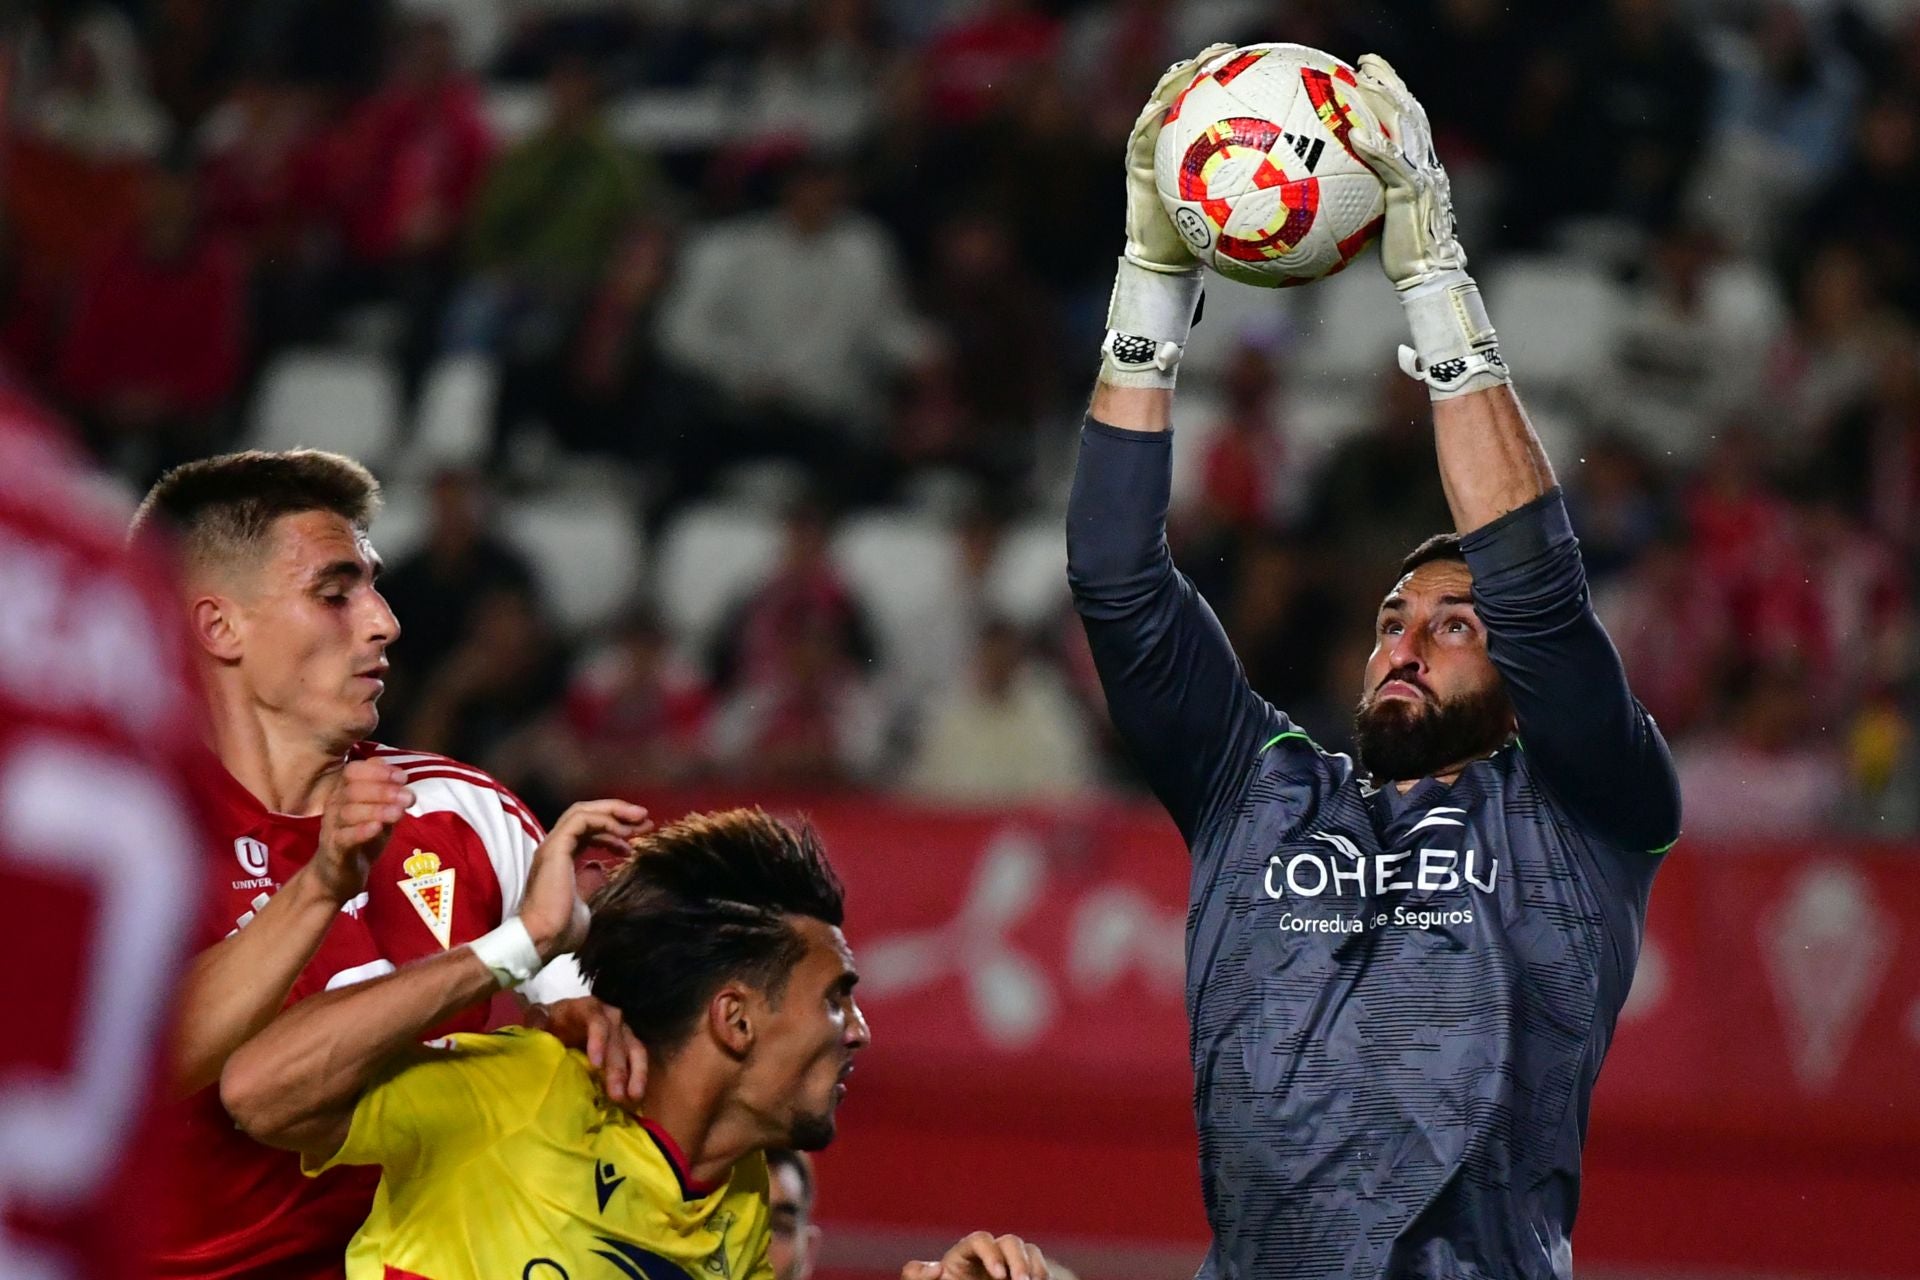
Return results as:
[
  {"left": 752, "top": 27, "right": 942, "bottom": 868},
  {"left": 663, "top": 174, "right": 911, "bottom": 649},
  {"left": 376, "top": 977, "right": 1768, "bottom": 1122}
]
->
[
  {"left": 1396, "top": 269, "right": 1510, "bottom": 400},
  {"left": 1100, "top": 258, "right": 1204, "bottom": 390},
  {"left": 469, "top": 917, "right": 544, "bottom": 990}
]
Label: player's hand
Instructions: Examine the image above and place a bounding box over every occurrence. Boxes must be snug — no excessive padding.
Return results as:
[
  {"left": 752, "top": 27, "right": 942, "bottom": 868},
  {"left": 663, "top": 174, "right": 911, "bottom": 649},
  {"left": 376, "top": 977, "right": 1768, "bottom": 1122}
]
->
[
  {"left": 539, "top": 997, "right": 648, "bottom": 1106},
  {"left": 519, "top": 800, "right": 652, "bottom": 962},
  {"left": 901, "top": 1232, "right": 1049, "bottom": 1280},
  {"left": 1123, "top": 43, "right": 1233, "bottom": 274},
  {"left": 311, "top": 759, "right": 413, "bottom": 903},
  {"left": 1347, "top": 53, "right": 1467, "bottom": 290}
]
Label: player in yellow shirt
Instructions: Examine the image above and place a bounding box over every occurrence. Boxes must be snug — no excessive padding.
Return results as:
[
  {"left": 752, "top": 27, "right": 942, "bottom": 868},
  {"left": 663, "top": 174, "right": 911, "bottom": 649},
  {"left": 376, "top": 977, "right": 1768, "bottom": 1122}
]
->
[{"left": 223, "top": 803, "right": 1052, "bottom": 1280}]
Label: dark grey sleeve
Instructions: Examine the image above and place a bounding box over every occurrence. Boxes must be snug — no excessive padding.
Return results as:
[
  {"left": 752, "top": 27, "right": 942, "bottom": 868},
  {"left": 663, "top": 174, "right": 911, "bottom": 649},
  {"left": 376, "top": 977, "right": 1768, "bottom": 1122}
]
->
[
  {"left": 1462, "top": 488, "right": 1683, "bottom": 852},
  {"left": 1066, "top": 419, "right": 1283, "bottom": 842}
]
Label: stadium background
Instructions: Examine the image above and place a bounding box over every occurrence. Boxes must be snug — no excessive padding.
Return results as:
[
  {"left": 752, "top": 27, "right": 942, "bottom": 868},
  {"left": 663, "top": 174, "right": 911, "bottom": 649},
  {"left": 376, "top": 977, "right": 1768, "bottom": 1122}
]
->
[{"left": 7, "top": 0, "right": 1920, "bottom": 1275}]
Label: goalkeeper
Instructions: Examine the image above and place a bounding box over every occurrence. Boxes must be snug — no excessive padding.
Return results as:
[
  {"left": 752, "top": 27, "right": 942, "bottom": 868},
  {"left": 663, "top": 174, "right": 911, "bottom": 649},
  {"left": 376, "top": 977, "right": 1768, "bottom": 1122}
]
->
[{"left": 1067, "top": 47, "right": 1682, "bottom": 1280}]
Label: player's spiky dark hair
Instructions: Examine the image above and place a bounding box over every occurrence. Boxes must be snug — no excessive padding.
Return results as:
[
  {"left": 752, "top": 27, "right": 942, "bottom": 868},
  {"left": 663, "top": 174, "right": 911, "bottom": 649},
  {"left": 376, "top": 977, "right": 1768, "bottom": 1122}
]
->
[
  {"left": 579, "top": 808, "right": 845, "bottom": 1055},
  {"left": 1398, "top": 532, "right": 1467, "bottom": 578},
  {"left": 130, "top": 449, "right": 381, "bottom": 572}
]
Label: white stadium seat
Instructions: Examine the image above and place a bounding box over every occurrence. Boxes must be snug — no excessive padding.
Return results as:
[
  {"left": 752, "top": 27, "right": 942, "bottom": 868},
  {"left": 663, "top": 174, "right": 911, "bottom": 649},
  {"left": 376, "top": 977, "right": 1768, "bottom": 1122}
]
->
[
  {"left": 988, "top": 520, "right": 1070, "bottom": 629},
  {"left": 404, "top": 354, "right": 496, "bottom": 475},
  {"left": 367, "top": 481, "right": 430, "bottom": 565},
  {"left": 654, "top": 503, "right": 783, "bottom": 652},
  {"left": 1295, "top": 265, "right": 1407, "bottom": 385},
  {"left": 834, "top": 513, "right": 957, "bottom": 667},
  {"left": 250, "top": 350, "right": 402, "bottom": 467},
  {"left": 1481, "top": 256, "right": 1630, "bottom": 395},
  {"left": 501, "top": 493, "right": 645, "bottom": 634}
]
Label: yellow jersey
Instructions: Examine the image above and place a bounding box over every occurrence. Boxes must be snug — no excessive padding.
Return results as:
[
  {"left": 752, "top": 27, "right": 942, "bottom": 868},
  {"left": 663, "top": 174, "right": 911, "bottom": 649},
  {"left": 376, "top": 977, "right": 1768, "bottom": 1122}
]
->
[{"left": 308, "top": 1027, "right": 773, "bottom": 1280}]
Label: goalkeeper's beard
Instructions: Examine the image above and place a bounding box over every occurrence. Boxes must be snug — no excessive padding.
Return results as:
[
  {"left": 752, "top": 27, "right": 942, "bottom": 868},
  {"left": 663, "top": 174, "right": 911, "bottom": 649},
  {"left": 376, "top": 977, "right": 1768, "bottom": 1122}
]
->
[{"left": 1353, "top": 679, "right": 1515, "bottom": 783}]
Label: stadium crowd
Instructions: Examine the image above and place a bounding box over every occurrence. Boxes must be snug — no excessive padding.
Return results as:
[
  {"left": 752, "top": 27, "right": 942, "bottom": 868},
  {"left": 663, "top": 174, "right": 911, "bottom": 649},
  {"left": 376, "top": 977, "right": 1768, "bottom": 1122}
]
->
[{"left": 6, "top": 0, "right": 1920, "bottom": 834}]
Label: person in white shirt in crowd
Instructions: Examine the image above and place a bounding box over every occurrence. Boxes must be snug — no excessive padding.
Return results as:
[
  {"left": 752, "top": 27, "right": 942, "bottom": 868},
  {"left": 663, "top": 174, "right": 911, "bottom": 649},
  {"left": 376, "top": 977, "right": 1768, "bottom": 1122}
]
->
[{"left": 905, "top": 616, "right": 1098, "bottom": 804}]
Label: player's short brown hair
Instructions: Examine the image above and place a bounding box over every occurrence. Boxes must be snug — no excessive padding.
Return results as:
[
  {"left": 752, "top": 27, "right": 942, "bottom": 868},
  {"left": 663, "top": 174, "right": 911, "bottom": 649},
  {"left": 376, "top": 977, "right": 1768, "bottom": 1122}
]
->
[
  {"left": 131, "top": 449, "right": 381, "bottom": 577},
  {"left": 578, "top": 808, "right": 845, "bottom": 1055}
]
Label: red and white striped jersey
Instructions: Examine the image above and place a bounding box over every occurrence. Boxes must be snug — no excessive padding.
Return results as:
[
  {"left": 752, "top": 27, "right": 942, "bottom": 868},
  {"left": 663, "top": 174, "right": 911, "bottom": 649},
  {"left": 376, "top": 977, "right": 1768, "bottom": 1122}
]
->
[
  {"left": 0, "top": 389, "right": 210, "bottom": 1280},
  {"left": 151, "top": 744, "right": 587, "bottom": 1280}
]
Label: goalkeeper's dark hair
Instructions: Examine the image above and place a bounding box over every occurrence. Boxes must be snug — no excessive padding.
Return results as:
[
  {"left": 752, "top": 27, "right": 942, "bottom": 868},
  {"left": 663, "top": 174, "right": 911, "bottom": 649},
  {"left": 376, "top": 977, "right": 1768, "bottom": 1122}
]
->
[
  {"left": 578, "top": 808, "right": 845, "bottom": 1056},
  {"left": 1399, "top": 532, "right": 1467, "bottom": 577}
]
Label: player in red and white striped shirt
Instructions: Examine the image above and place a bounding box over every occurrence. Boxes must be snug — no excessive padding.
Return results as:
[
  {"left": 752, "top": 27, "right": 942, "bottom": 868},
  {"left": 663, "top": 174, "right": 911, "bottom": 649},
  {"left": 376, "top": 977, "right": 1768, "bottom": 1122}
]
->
[
  {"left": 133, "top": 449, "right": 642, "bottom": 1280},
  {"left": 0, "top": 382, "right": 210, "bottom": 1280}
]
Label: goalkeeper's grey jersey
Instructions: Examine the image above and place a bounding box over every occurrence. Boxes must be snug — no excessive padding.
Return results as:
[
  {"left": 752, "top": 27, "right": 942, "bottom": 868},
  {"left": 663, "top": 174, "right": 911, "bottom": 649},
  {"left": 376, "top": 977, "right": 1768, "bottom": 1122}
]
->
[{"left": 1066, "top": 421, "right": 1680, "bottom": 1280}]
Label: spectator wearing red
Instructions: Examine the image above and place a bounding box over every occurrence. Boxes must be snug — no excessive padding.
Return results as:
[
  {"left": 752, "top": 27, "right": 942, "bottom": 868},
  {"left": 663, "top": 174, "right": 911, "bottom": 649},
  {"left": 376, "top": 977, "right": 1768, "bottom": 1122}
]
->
[
  {"left": 711, "top": 497, "right": 879, "bottom": 693},
  {"left": 54, "top": 165, "right": 245, "bottom": 480},
  {"left": 539, "top": 607, "right": 716, "bottom": 795},
  {"left": 331, "top": 18, "right": 492, "bottom": 271},
  {"left": 920, "top": 0, "right": 1062, "bottom": 127}
]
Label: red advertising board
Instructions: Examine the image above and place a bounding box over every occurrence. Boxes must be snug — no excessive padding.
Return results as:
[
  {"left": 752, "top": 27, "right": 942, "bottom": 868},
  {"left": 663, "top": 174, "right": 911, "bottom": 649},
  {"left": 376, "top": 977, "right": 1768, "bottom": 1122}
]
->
[{"left": 636, "top": 791, "right": 1920, "bottom": 1279}]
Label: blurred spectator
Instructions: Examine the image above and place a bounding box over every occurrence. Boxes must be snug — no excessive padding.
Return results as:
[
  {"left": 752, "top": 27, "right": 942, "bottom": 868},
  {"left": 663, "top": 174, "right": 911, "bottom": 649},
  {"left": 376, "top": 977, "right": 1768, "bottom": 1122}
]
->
[
  {"left": 1765, "top": 242, "right": 1891, "bottom": 447},
  {"left": 403, "top": 584, "right": 569, "bottom": 767},
  {"left": 918, "top": 0, "right": 1061, "bottom": 128},
  {"left": 496, "top": 217, "right": 694, "bottom": 469},
  {"left": 1692, "top": 2, "right": 1860, "bottom": 254},
  {"left": 1223, "top": 537, "right": 1348, "bottom": 717},
  {"left": 1674, "top": 662, "right": 1847, "bottom": 835},
  {"left": 659, "top": 156, "right": 931, "bottom": 497},
  {"left": 1822, "top": 326, "right": 1920, "bottom": 556},
  {"left": 1503, "top": 0, "right": 1713, "bottom": 240},
  {"left": 1564, "top": 434, "right": 1666, "bottom": 585},
  {"left": 54, "top": 166, "right": 246, "bottom": 480},
  {"left": 711, "top": 497, "right": 879, "bottom": 692},
  {"left": 749, "top": 0, "right": 893, "bottom": 147},
  {"left": 195, "top": 79, "right": 341, "bottom": 353},
  {"left": 709, "top": 613, "right": 888, "bottom": 787},
  {"left": 903, "top": 616, "right": 1098, "bottom": 802},
  {"left": 1198, "top": 341, "right": 1299, "bottom": 535},
  {"left": 378, "top": 468, "right": 538, "bottom": 723},
  {"left": 456, "top": 56, "right": 656, "bottom": 373},
  {"left": 21, "top": 7, "right": 170, "bottom": 161},
  {"left": 902, "top": 212, "right": 1056, "bottom": 485},
  {"left": 1596, "top": 523, "right": 1732, "bottom": 739},
  {"left": 1304, "top": 373, "right": 1454, "bottom": 576},
  {"left": 1799, "top": 91, "right": 1920, "bottom": 319},
  {"left": 332, "top": 16, "right": 495, "bottom": 391},
  {"left": 1603, "top": 223, "right": 1783, "bottom": 463},
  {"left": 514, "top": 605, "right": 715, "bottom": 802}
]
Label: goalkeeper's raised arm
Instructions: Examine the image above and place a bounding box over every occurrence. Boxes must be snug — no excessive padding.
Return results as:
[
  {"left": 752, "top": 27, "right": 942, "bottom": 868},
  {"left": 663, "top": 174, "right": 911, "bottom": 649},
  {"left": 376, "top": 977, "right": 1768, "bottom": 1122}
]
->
[
  {"left": 1345, "top": 53, "right": 1679, "bottom": 848},
  {"left": 1065, "top": 47, "right": 1291, "bottom": 846}
]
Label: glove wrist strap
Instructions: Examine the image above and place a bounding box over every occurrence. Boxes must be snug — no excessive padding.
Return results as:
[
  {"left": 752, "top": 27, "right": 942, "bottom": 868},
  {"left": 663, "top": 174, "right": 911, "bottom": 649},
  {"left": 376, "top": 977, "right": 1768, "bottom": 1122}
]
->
[
  {"left": 1396, "top": 269, "right": 1510, "bottom": 400},
  {"left": 1100, "top": 257, "right": 1203, "bottom": 390}
]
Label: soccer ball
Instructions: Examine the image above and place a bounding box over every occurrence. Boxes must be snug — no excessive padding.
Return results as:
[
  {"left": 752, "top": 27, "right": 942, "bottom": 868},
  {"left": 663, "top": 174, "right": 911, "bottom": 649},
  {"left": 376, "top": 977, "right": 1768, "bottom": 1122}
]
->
[{"left": 1155, "top": 44, "right": 1386, "bottom": 288}]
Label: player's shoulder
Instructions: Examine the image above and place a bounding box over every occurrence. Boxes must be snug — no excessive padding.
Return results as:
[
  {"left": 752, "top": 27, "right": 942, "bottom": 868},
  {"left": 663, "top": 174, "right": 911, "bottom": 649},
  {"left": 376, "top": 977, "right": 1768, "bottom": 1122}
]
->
[
  {"left": 1255, "top": 724, "right": 1356, "bottom": 783},
  {"left": 360, "top": 743, "right": 543, "bottom": 843},
  {"left": 426, "top": 1026, "right": 576, "bottom": 1086}
]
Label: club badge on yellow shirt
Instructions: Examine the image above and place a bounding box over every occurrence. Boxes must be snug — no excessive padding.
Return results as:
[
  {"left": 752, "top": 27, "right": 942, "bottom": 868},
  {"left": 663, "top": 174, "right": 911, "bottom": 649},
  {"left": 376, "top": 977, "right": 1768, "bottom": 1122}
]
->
[{"left": 398, "top": 849, "right": 456, "bottom": 949}]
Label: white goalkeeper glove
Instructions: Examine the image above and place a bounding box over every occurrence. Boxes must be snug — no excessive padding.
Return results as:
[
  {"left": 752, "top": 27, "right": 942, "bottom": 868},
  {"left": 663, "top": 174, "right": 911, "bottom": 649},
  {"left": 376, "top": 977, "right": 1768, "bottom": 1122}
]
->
[
  {"left": 1101, "top": 43, "right": 1234, "bottom": 390},
  {"left": 1348, "top": 53, "right": 1509, "bottom": 400}
]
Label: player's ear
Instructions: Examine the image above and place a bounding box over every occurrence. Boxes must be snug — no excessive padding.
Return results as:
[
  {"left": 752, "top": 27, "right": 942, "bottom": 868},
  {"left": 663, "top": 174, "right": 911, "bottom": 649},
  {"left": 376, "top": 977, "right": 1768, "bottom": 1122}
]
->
[
  {"left": 190, "top": 593, "right": 245, "bottom": 663},
  {"left": 710, "top": 984, "right": 754, "bottom": 1058}
]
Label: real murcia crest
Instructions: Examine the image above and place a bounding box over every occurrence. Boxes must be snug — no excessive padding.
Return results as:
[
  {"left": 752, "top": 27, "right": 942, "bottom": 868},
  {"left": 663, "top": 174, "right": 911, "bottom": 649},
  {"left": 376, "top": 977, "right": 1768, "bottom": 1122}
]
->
[{"left": 398, "top": 848, "right": 455, "bottom": 949}]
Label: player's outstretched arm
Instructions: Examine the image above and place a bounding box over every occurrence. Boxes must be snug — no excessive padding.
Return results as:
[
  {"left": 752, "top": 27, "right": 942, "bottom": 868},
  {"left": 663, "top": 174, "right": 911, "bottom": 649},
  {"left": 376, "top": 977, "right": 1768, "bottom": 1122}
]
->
[
  {"left": 1068, "top": 47, "right": 1283, "bottom": 842},
  {"left": 220, "top": 799, "right": 647, "bottom": 1159},
  {"left": 1351, "top": 57, "right": 1679, "bottom": 851},
  {"left": 170, "top": 758, "right": 413, "bottom": 1095}
]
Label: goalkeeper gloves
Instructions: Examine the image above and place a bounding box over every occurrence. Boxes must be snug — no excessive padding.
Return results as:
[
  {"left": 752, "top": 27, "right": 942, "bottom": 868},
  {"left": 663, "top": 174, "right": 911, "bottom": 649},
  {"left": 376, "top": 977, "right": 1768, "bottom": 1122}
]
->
[
  {"left": 1349, "top": 54, "right": 1510, "bottom": 400},
  {"left": 1101, "top": 44, "right": 1233, "bottom": 390}
]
